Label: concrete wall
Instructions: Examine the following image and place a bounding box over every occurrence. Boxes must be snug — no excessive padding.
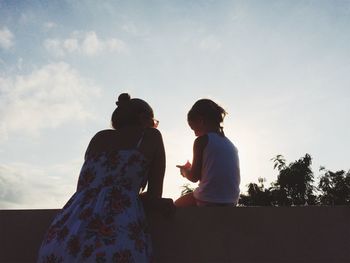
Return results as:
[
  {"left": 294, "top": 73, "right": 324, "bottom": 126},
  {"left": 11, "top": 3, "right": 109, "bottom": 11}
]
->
[{"left": 1, "top": 207, "right": 350, "bottom": 263}]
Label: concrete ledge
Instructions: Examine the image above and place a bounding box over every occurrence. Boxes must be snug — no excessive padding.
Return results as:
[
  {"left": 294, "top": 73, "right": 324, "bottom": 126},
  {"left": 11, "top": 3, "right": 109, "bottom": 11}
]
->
[{"left": 1, "top": 207, "right": 350, "bottom": 263}]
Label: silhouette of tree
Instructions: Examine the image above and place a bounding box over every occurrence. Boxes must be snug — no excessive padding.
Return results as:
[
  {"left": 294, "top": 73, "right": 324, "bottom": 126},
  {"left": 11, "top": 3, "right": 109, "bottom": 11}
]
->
[
  {"left": 271, "top": 155, "right": 286, "bottom": 170},
  {"left": 240, "top": 154, "right": 319, "bottom": 206},
  {"left": 318, "top": 168, "right": 350, "bottom": 205},
  {"left": 239, "top": 178, "right": 273, "bottom": 206},
  {"left": 271, "top": 154, "right": 316, "bottom": 206}
]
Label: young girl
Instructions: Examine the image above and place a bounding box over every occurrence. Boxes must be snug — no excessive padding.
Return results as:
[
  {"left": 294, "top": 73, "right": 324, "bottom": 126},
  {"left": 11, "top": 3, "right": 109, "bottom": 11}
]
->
[{"left": 175, "top": 99, "right": 240, "bottom": 207}]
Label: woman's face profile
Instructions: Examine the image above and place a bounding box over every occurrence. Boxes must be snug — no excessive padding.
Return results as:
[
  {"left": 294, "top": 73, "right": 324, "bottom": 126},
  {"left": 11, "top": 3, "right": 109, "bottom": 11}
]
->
[{"left": 140, "top": 114, "right": 158, "bottom": 129}]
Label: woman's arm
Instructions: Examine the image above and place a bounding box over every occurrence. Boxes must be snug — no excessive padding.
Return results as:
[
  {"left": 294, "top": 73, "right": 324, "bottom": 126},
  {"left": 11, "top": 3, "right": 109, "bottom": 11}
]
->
[
  {"left": 146, "top": 129, "right": 166, "bottom": 198},
  {"left": 142, "top": 130, "right": 176, "bottom": 216}
]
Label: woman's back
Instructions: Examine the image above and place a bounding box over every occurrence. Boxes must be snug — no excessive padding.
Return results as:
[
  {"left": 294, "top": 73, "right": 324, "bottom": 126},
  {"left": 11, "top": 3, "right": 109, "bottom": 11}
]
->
[
  {"left": 84, "top": 127, "right": 165, "bottom": 198},
  {"left": 38, "top": 129, "right": 158, "bottom": 262},
  {"left": 78, "top": 128, "right": 154, "bottom": 204},
  {"left": 85, "top": 127, "right": 161, "bottom": 161}
]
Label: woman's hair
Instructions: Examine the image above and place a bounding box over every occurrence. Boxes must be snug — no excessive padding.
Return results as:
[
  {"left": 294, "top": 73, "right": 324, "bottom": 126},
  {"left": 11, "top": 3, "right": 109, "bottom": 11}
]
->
[
  {"left": 111, "top": 93, "right": 154, "bottom": 129},
  {"left": 188, "top": 99, "right": 227, "bottom": 135}
]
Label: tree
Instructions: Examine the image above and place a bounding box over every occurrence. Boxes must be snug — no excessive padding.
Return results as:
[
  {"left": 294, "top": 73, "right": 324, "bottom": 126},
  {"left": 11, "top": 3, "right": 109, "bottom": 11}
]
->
[
  {"left": 271, "top": 154, "right": 316, "bottom": 206},
  {"left": 239, "top": 153, "right": 349, "bottom": 207},
  {"left": 318, "top": 168, "right": 350, "bottom": 205},
  {"left": 239, "top": 178, "right": 272, "bottom": 206},
  {"left": 180, "top": 184, "right": 194, "bottom": 196}
]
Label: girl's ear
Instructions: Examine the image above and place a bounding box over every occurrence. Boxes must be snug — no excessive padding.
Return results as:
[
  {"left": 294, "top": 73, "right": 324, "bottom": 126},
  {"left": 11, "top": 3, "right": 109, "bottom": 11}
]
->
[{"left": 199, "top": 117, "right": 205, "bottom": 125}]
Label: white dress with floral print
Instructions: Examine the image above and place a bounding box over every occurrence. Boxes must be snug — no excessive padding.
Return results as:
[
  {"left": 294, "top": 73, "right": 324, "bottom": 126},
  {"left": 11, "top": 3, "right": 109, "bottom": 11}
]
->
[{"left": 37, "top": 148, "right": 152, "bottom": 263}]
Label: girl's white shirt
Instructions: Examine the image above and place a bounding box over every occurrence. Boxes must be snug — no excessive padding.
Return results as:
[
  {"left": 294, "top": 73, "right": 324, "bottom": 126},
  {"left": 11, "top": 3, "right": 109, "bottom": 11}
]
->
[{"left": 193, "top": 132, "right": 240, "bottom": 204}]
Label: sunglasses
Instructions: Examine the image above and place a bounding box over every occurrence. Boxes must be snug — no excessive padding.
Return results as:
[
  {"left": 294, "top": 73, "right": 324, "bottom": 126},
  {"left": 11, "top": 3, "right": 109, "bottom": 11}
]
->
[{"left": 153, "top": 119, "right": 159, "bottom": 128}]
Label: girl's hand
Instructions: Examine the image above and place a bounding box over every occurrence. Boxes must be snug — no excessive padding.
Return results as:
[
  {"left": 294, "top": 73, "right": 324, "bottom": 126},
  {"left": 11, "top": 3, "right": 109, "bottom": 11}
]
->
[{"left": 176, "top": 161, "right": 191, "bottom": 178}]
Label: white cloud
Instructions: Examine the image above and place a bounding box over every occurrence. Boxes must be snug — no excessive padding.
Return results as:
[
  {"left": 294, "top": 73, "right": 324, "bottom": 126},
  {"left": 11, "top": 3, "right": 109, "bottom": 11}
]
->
[
  {"left": 121, "top": 23, "right": 139, "bottom": 35},
  {"left": 19, "top": 12, "right": 35, "bottom": 25},
  {"left": 44, "top": 31, "right": 127, "bottom": 57},
  {"left": 63, "top": 38, "right": 79, "bottom": 52},
  {"left": 0, "top": 62, "right": 100, "bottom": 140},
  {"left": 199, "top": 35, "right": 222, "bottom": 51},
  {"left": 0, "top": 26, "right": 14, "bottom": 49},
  {"left": 121, "top": 23, "right": 149, "bottom": 37},
  {"left": 105, "top": 38, "right": 126, "bottom": 52},
  {"left": 44, "top": 21, "right": 57, "bottom": 30},
  {"left": 43, "top": 39, "right": 65, "bottom": 57},
  {"left": 17, "top": 57, "right": 23, "bottom": 70},
  {"left": 0, "top": 161, "right": 79, "bottom": 209},
  {"left": 82, "top": 31, "right": 102, "bottom": 55}
]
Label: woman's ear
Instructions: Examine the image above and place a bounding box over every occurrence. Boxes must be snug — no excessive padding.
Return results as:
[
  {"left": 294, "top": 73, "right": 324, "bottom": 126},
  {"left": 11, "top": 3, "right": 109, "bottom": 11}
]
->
[{"left": 139, "top": 113, "right": 153, "bottom": 128}]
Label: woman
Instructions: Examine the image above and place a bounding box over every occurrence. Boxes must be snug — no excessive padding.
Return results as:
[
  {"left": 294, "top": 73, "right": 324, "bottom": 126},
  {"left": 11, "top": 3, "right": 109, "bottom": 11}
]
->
[{"left": 38, "top": 93, "right": 166, "bottom": 263}]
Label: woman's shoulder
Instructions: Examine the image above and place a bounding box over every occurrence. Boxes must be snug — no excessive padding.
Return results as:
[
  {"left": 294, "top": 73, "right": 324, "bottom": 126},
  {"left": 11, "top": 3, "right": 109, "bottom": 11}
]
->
[
  {"left": 86, "top": 129, "right": 115, "bottom": 147},
  {"left": 88, "top": 129, "right": 116, "bottom": 142},
  {"left": 94, "top": 129, "right": 116, "bottom": 137},
  {"left": 144, "top": 127, "right": 163, "bottom": 138}
]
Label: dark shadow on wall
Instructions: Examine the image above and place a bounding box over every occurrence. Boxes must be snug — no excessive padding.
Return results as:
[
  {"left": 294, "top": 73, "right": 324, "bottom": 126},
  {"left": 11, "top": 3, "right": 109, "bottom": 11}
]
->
[{"left": 1, "top": 207, "right": 350, "bottom": 263}]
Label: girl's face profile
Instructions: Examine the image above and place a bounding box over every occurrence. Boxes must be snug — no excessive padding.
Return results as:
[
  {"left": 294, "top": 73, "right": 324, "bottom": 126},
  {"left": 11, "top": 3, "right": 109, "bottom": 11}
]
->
[{"left": 188, "top": 118, "right": 205, "bottom": 137}]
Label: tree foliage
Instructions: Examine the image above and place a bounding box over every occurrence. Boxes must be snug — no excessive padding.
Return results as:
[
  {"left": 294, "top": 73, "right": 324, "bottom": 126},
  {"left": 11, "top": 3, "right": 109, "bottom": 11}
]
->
[
  {"left": 239, "top": 178, "right": 272, "bottom": 206},
  {"left": 271, "top": 153, "right": 316, "bottom": 206},
  {"left": 239, "top": 154, "right": 349, "bottom": 206},
  {"left": 180, "top": 184, "right": 194, "bottom": 196},
  {"left": 318, "top": 168, "right": 350, "bottom": 205}
]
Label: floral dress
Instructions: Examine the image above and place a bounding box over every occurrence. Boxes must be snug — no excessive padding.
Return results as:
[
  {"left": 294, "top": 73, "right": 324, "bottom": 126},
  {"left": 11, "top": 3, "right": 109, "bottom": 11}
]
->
[{"left": 37, "top": 147, "right": 152, "bottom": 263}]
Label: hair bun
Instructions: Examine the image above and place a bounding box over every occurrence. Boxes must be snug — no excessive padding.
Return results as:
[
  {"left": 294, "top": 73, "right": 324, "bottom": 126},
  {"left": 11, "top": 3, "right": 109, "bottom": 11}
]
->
[{"left": 116, "top": 93, "right": 131, "bottom": 106}]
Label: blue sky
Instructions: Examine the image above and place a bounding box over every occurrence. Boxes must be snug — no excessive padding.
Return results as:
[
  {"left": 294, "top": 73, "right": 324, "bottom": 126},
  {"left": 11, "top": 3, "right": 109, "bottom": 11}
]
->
[{"left": 1, "top": 0, "right": 349, "bottom": 208}]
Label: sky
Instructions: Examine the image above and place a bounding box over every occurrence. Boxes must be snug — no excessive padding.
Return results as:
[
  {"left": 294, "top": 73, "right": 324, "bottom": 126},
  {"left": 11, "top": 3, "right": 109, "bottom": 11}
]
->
[{"left": 0, "top": 0, "right": 349, "bottom": 209}]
